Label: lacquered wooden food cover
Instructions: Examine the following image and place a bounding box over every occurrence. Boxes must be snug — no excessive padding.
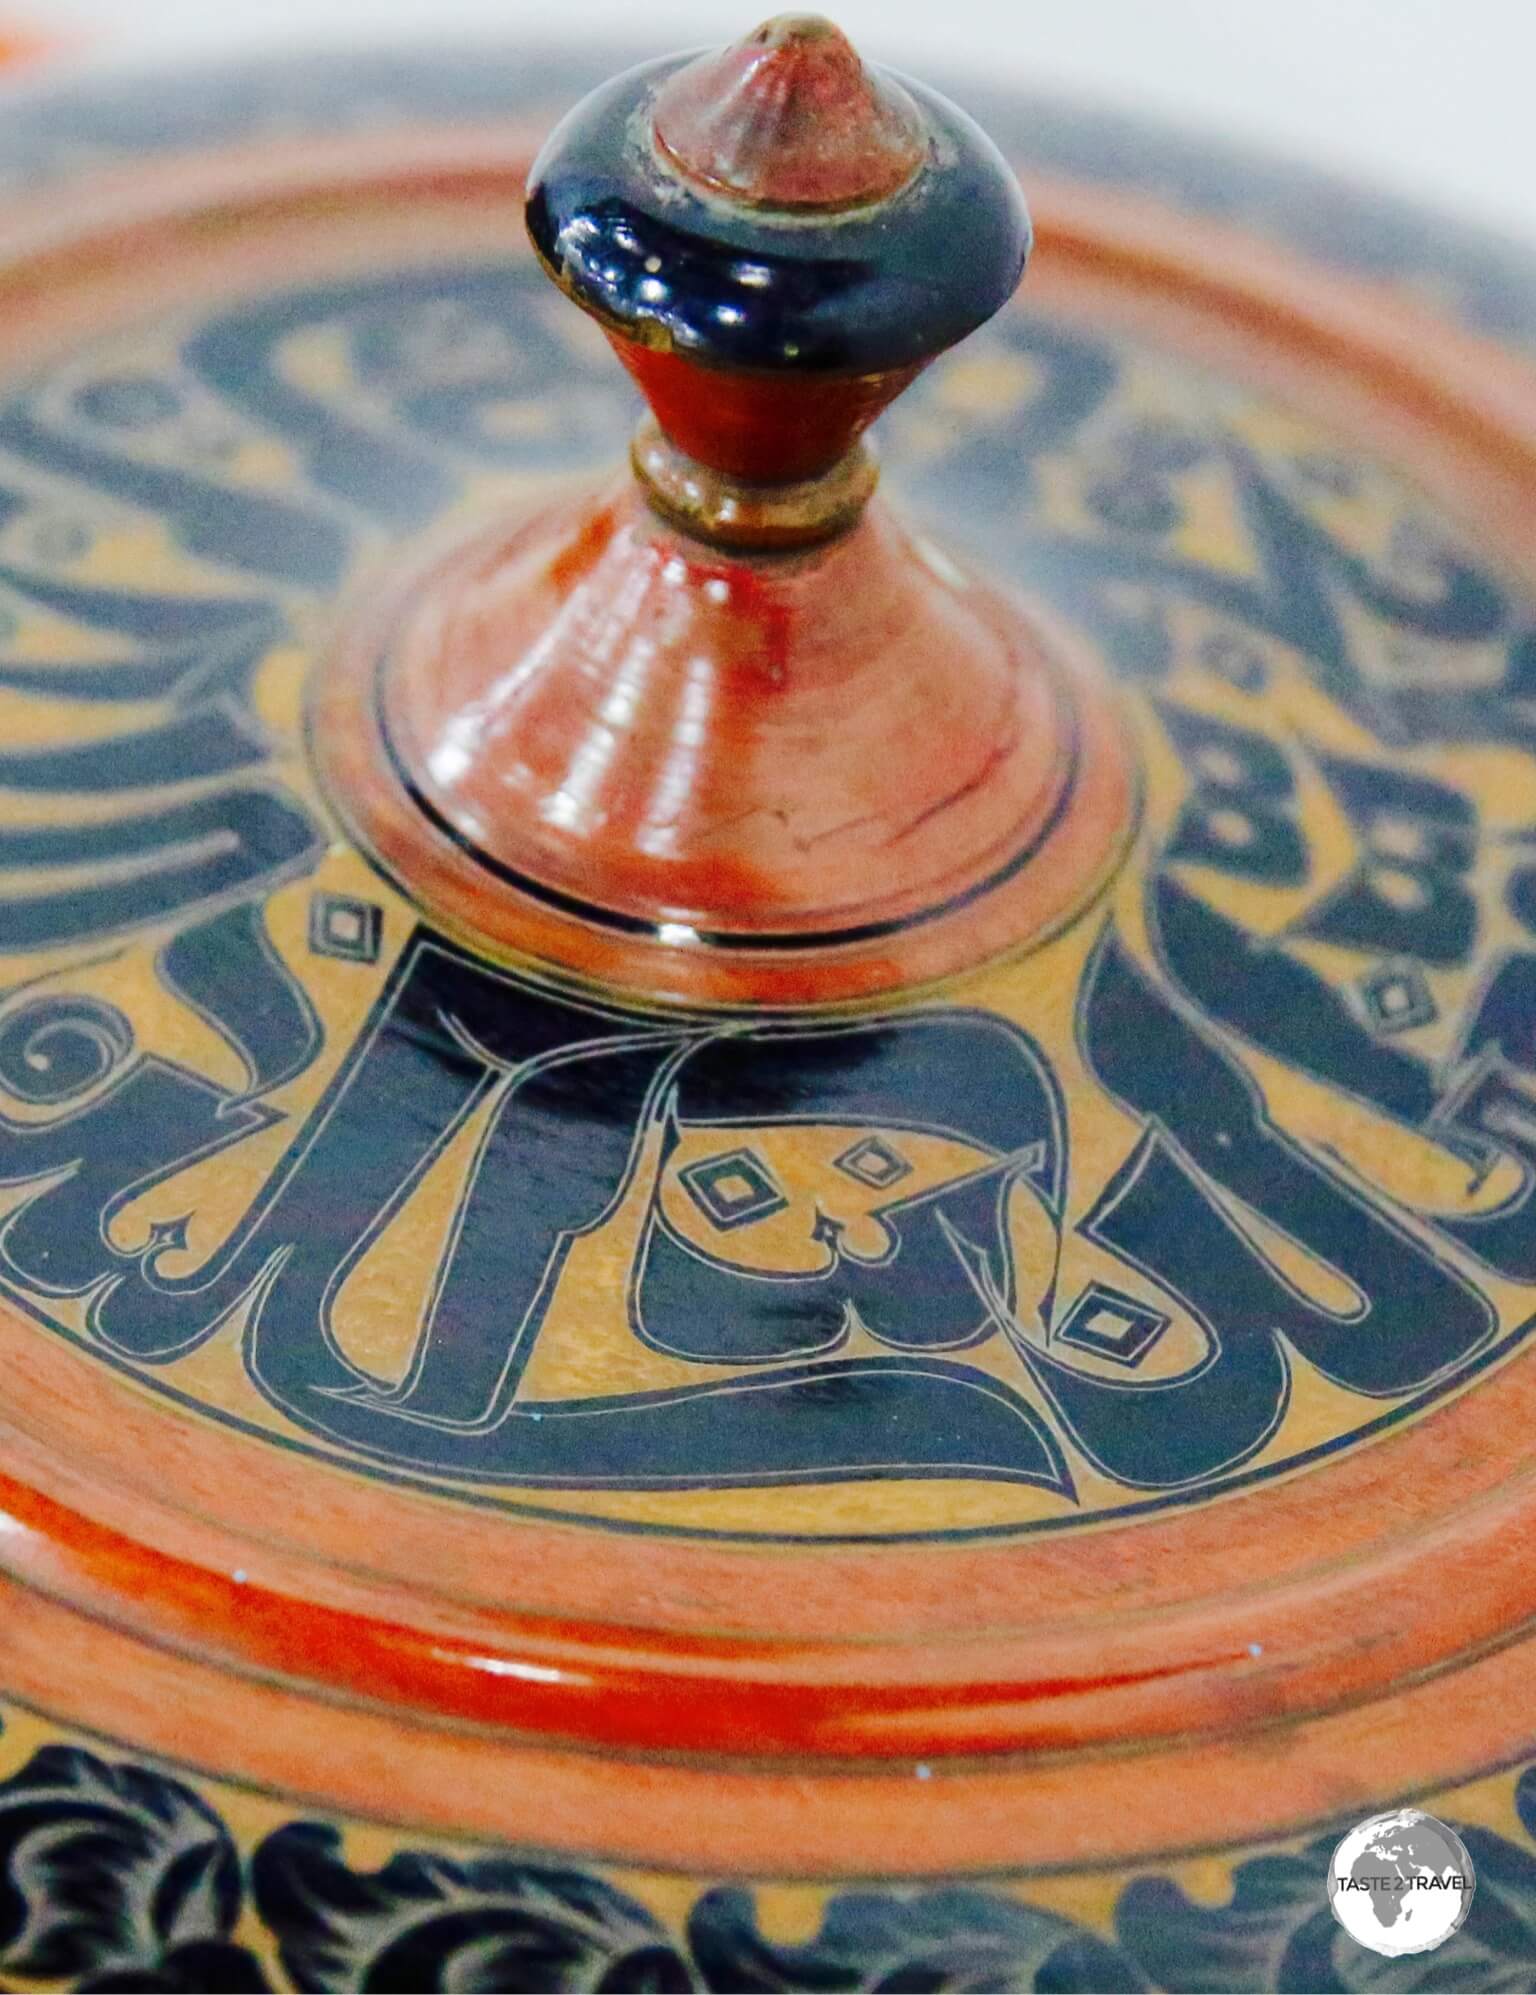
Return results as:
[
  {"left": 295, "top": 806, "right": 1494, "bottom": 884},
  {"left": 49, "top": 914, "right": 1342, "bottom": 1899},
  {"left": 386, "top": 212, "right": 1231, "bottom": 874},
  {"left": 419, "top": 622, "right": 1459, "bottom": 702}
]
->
[{"left": 0, "top": 15, "right": 1534, "bottom": 1991}]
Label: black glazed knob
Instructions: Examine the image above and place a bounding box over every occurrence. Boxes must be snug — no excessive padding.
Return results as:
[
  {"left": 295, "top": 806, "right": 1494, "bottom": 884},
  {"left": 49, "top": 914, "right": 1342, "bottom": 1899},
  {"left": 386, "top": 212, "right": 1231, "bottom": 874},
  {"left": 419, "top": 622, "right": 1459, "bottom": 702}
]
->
[{"left": 524, "top": 14, "right": 1031, "bottom": 483}]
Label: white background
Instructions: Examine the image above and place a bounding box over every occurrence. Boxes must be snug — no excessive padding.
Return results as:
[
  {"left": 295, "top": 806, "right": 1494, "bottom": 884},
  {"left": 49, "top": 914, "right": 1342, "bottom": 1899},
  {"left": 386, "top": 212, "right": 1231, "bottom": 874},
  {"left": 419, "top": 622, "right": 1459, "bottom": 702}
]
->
[{"left": 9, "top": 0, "right": 1535, "bottom": 245}]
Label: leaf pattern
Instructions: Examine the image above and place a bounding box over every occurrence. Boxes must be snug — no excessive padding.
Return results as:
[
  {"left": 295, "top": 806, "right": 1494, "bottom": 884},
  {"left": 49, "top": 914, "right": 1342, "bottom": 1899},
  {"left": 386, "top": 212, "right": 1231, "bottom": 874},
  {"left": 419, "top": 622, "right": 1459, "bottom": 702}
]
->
[
  {"left": 1118, "top": 1826, "right": 1536, "bottom": 1994},
  {"left": 687, "top": 1884, "right": 1148, "bottom": 1992},
  {"left": 250, "top": 1822, "right": 697, "bottom": 1993},
  {"left": 0, "top": 1744, "right": 265, "bottom": 1989},
  {"left": 1116, "top": 1847, "right": 1336, "bottom": 1993},
  {"left": 0, "top": 1736, "right": 1533, "bottom": 1990}
]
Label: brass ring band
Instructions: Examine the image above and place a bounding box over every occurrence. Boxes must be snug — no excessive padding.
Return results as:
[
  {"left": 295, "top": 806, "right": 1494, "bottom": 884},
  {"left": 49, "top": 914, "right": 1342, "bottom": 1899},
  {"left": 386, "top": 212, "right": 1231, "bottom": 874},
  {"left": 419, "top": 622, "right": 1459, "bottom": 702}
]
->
[{"left": 630, "top": 418, "right": 880, "bottom": 551}]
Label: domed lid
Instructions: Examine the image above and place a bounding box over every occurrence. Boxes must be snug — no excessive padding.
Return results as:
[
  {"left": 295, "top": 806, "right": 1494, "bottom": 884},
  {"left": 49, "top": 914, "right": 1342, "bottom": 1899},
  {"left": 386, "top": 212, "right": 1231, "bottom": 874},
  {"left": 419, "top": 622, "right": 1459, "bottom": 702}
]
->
[{"left": 0, "top": 19, "right": 1531, "bottom": 1972}]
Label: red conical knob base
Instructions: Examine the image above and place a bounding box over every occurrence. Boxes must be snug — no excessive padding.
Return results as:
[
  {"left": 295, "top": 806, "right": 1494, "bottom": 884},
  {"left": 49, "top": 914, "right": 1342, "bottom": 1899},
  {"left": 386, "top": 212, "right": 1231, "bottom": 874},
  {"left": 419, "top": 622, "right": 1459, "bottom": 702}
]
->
[{"left": 317, "top": 481, "right": 1135, "bottom": 1005}]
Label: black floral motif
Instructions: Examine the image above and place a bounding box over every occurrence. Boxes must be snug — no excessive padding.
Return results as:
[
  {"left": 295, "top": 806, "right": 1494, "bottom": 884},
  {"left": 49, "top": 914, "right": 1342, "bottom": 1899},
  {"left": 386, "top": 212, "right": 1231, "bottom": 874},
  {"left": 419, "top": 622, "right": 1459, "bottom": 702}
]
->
[
  {"left": 687, "top": 1884, "right": 1147, "bottom": 1993},
  {"left": 1117, "top": 1844, "right": 1338, "bottom": 1993},
  {"left": 0, "top": 1743, "right": 267, "bottom": 1990},
  {"left": 82, "top": 1939, "right": 273, "bottom": 1992},
  {"left": 1117, "top": 1826, "right": 1536, "bottom": 1993},
  {"left": 6, "top": 1735, "right": 1536, "bottom": 1993},
  {"left": 1427, "top": 1828, "right": 1536, "bottom": 1995},
  {"left": 250, "top": 1822, "right": 696, "bottom": 1992}
]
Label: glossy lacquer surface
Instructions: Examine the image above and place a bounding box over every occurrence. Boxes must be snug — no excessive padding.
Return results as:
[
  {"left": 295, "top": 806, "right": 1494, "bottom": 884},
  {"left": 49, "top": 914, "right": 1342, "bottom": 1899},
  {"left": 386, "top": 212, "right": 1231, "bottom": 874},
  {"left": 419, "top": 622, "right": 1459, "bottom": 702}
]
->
[
  {"left": 0, "top": 36, "right": 1531, "bottom": 1995},
  {"left": 526, "top": 21, "right": 1028, "bottom": 488},
  {"left": 525, "top": 46, "right": 1027, "bottom": 379}
]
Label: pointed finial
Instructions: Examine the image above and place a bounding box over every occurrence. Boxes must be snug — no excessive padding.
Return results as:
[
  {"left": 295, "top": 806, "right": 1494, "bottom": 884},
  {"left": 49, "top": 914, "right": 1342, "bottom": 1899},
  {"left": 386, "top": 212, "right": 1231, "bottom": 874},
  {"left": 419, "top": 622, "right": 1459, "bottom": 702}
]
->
[{"left": 651, "top": 13, "right": 928, "bottom": 210}]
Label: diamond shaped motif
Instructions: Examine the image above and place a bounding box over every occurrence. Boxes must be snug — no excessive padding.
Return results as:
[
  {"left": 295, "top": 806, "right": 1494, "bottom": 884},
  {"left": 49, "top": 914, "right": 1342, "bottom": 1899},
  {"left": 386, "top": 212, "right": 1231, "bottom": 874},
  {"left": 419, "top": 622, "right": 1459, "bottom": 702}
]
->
[
  {"left": 308, "top": 891, "right": 383, "bottom": 965},
  {"left": 1357, "top": 959, "right": 1437, "bottom": 1036},
  {"left": 1056, "top": 1283, "right": 1170, "bottom": 1369},
  {"left": 833, "top": 1135, "right": 913, "bottom": 1192},
  {"left": 678, "top": 1147, "right": 788, "bottom": 1232}
]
